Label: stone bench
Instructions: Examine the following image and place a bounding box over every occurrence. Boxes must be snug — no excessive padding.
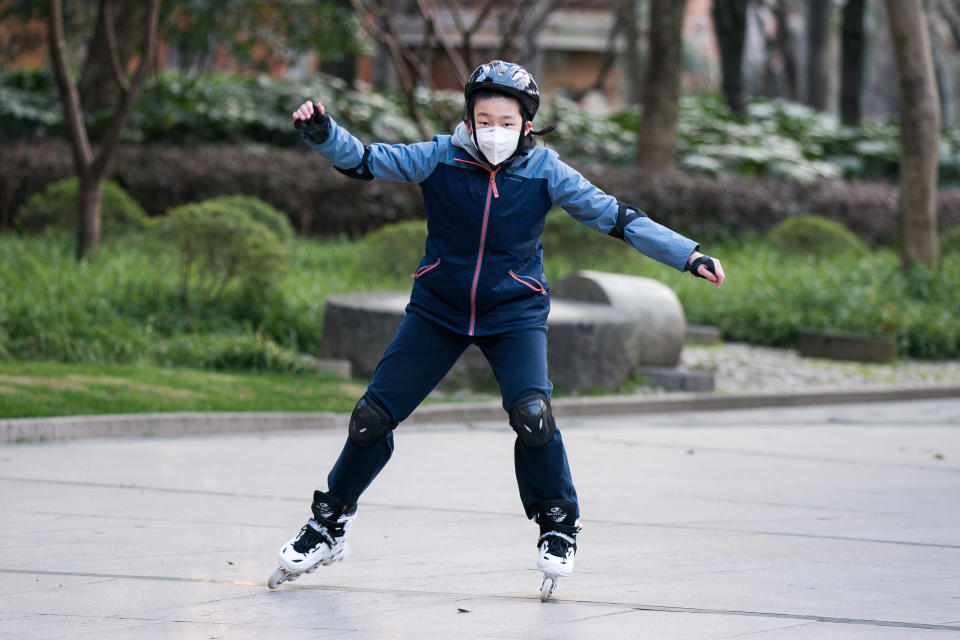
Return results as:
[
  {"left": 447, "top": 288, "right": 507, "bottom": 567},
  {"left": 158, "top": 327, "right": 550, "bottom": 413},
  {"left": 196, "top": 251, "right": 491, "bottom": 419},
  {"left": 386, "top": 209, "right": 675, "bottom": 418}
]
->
[
  {"left": 321, "top": 292, "right": 642, "bottom": 393},
  {"left": 321, "top": 271, "right": 705, "bottom": 394}
]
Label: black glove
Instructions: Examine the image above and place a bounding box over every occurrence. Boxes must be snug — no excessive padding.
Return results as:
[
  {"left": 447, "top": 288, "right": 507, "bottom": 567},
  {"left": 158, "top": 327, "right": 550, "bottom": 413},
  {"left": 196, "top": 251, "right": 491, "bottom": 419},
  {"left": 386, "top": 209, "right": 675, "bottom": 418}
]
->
[
  {"left": 686, "top": 255, "right": 717, "bottom": 279},
  {"left": 293, "top": 101, "right": 331, "bottom": 144}
]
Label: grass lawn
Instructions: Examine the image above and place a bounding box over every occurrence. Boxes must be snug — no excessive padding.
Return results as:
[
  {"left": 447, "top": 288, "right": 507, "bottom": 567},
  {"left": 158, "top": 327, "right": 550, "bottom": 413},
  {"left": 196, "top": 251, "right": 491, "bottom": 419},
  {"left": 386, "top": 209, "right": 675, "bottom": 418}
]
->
[{"left": 0, "top": 360, "right": 367, "bottom": 419}]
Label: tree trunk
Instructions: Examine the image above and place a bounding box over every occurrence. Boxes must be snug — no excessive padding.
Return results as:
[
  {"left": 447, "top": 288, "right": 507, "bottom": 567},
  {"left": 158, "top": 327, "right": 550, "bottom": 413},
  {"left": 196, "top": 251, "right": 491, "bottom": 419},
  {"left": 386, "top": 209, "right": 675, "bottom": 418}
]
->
[
  {"left": 78, "top": 1, "right": 140, "bottom": 113},
  {"left": 712, "top": 0, "right": 748, "bottom": 118},
  {"left": 48, "top": 0, "right": 161, "bottom": 260},
  {"left": 77, "top": 174, "right": 103, "bottom": 260},
  {"left": 928, "top": 1, "right": 953, "bottom": 127},
  {"left": 773, "top": 0, "right": 799, "bottom": 101},
  {"left": 624, "top": 0, "right": 642, "bottom": 105},
  {"left": 885, "top": 0, "right": 940, "bottom": 268},
  {"left": 637, "top": 0, "right": 688, "bottom": 170},
  {"left": 840, "top": 0, "right": 867, "bottom": 125},
  {"left": 806, "top": 0, "right": 832, "bottom": 110}
]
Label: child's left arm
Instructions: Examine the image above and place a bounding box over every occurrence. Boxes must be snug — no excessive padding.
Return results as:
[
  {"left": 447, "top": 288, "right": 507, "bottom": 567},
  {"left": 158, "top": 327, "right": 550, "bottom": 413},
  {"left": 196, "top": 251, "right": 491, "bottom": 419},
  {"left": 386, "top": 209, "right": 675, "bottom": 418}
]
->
[{"left": 548, "top": 157, "right": 724, "bottom": 287}]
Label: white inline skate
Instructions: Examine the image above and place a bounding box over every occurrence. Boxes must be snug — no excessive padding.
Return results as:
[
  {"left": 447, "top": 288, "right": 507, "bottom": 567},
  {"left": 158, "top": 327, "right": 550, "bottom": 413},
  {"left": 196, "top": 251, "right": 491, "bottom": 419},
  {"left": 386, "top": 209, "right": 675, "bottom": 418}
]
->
[
  {"left": 267, "top": 490, "right": 356, "bottom": 589},
  {"left": 535, "top": 499, "right": 581, "bottom": 601}
]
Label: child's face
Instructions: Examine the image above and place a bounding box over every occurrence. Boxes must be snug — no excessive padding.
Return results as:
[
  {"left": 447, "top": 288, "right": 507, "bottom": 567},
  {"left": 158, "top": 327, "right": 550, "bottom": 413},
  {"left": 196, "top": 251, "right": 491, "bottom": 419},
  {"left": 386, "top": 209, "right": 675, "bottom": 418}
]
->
[{"left": 468, "top": 96, "right": 533, "bottom": 136}]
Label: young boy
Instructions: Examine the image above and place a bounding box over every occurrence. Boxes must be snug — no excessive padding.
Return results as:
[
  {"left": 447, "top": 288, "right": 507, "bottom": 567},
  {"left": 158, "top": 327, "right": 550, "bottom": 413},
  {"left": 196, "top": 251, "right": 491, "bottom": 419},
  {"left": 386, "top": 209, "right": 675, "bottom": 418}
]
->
[{"left": 269, "top": 61, "right": 725, "bottom": 596}]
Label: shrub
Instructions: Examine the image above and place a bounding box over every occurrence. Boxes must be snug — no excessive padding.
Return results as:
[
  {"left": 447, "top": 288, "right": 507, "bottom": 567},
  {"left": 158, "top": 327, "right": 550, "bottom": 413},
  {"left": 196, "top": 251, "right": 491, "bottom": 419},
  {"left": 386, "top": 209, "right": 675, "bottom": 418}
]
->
[
  {"left": 940, "top": 225, "right": 960, "bottom": 257},
  {"left": 157, "top": 332, "right": 313, "bottom": 372},
  {"left": 767, "top": 215, "right": 866, "bottom": 257},
  {"left": 541, "top": 209, "right": 638, "bottom": 271},
  {"left": 15, "top": 177, "right": 149, "bottom": 235},
  {"left": 5, "top": 142, "right": 960, "bottom": 245},
  {"left": 355, "top": 219, "right": 428, "bottom": 280},
  {"left": 157, "top": 200, "right": 287, "bottom": 310},
  {"left": 205, "top": 194, "right": 295, "bottom": 241}
]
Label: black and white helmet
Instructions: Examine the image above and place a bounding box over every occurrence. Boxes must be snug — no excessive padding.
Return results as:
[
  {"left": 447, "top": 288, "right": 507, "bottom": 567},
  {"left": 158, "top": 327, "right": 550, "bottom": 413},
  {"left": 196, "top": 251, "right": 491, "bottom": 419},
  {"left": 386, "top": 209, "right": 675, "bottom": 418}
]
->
[{"left": 464, "top": 60, "right": 540, "bottom": 121}]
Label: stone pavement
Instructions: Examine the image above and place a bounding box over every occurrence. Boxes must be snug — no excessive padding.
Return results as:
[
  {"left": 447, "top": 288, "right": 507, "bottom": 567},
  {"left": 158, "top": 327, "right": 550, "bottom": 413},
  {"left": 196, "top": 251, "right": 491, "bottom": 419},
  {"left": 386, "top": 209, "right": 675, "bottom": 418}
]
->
[{"left": 1, "top": 399, "right": 959, "bottom": 639}]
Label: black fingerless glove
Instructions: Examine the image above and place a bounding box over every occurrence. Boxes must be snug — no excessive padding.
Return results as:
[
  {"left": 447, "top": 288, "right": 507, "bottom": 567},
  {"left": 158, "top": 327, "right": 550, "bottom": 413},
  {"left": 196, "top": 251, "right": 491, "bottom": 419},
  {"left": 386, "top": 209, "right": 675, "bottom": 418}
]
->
[
  {"left": 293, "top": 101, "right": 331, "bottom": 144},
  {"left": 686, "top": 255, "right": 717, "bottom": 279}
]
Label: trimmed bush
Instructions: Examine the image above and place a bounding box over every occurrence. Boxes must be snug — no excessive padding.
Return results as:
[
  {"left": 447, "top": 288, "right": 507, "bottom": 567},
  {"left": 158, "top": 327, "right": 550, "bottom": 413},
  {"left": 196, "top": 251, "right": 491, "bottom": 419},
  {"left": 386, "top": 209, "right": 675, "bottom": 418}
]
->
[
  {"left": 15, "top": 177, "right": 149, "bottom": 235},
  {"left": 205, "top": 195, "right": 295, "bottom": 241},
  {"left": 157, "top": 200, "right": 287, "bottom": 310},
  {"left": 5, "top": 142, "right": 960, "bottom": 245},
  {"left": 355, "top": 219, "right": 428, "bottom": 280},
  {"left": 941, "top": 225, "right": 960, "bottom": 257},
  {"left": 157, "top": 332, "right": 313, "bottom": 372},
  {"left": 767, "top": 215, "right": 866, "bottom": 257}
]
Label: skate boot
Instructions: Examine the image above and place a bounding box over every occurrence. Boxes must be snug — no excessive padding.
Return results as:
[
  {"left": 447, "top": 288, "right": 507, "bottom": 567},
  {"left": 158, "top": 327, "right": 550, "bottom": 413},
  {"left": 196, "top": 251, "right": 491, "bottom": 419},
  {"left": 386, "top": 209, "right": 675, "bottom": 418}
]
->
[
  {"left": 267, "top": 490, "right": 356, "bottom": 589},
  {"left": 535, "top": 499, "right": 580, "bottom": 602}
]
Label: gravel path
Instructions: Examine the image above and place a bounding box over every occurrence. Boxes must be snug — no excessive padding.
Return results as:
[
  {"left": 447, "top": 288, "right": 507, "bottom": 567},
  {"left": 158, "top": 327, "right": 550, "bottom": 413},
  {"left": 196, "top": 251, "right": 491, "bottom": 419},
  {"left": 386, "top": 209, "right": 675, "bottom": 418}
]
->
[{"left": 681, "top": 342, "right": 960, "bottom": 394}]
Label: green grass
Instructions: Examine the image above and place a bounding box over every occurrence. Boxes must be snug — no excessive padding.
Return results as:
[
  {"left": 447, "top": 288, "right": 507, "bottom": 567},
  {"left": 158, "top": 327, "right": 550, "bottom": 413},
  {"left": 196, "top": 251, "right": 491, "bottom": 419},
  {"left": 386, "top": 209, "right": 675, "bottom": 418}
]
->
[
  {"left": 0, "top": 360, "right": 366, "bottom": 418},
  {"left": 2, "top": 214, "right": 958, "bottom": 419}
]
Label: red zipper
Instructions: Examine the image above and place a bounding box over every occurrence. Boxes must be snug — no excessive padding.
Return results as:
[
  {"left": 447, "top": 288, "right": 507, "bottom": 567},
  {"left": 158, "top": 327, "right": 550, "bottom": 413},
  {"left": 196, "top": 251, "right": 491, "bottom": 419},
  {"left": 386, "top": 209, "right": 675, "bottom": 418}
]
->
[
  {"left": 410, "top": 257, "right": 441, "bottom": 279},
  {"left": 454, "top": 158, "right": 499, "bottom": 335},
  {"left": 509, "top": 270, "right": 547, "bottom": 295}
]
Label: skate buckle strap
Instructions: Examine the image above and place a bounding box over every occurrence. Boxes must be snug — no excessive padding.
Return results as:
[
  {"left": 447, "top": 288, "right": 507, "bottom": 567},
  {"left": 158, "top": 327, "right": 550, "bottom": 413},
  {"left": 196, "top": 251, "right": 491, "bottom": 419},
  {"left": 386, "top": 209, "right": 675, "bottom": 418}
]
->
[
  {"left": 307, "top": 519, "right": 340, "bottom": 548},
  {"left": 538, "top": 530, "right": 577, "bottom": 547}
]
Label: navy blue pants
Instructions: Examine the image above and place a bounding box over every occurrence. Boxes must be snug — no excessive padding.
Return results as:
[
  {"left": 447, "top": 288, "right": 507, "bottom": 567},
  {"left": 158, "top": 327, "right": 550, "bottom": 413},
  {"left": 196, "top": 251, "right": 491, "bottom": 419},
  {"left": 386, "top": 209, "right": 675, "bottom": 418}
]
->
[{"left": 326, "top": 311, "right": 579, "bottom": 519}]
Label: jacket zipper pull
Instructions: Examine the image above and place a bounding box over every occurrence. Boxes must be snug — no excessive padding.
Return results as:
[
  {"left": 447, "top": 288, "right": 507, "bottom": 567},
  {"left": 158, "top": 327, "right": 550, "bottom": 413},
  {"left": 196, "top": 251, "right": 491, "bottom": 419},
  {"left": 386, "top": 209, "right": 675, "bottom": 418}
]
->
[{"left": 490, "top": 171, "right": 499, "bottom": 199}]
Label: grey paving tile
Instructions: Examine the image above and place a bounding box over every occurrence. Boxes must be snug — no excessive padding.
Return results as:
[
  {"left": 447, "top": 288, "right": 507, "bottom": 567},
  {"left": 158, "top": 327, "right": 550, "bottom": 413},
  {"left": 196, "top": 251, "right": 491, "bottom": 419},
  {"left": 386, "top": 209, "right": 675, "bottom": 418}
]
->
[{"left": 1, "top": 399, "right": 958, "bottom": 639}]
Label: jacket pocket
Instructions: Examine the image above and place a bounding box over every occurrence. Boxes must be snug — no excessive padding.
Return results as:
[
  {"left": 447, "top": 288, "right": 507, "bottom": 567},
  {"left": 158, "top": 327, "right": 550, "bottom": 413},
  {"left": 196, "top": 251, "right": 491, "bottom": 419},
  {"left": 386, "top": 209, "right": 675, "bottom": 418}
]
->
[
  {"left": 508, "top": 270, "right": 547, "bottom": 295},
  {"left": 410, "top": 257, "right": 441, "bottom": 279}
]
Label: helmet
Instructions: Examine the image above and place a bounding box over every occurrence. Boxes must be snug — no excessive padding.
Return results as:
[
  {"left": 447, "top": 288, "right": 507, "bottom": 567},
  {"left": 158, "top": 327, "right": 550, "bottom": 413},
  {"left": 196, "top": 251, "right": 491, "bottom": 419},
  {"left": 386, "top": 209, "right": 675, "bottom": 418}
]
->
[{"left": 464, "top": 60, "right": 540, "bottom": 121}]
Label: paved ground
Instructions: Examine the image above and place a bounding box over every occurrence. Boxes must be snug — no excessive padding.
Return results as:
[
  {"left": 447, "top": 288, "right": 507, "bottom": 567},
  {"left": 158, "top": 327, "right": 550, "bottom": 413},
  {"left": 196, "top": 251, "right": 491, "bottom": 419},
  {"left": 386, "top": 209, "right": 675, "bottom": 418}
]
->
[{"left": 1, "top": 399, "right": 959, "bottom": 639}]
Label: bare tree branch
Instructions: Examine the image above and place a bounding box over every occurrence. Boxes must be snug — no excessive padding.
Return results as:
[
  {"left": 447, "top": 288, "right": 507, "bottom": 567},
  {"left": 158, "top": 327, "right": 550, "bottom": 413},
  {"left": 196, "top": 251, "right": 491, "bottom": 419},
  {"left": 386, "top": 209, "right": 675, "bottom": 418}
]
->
[
  {"left": 939, "top": 0, "right": 960, "bottom": 48},
  {"left": 100, "top": 0, "right": 132, "bottom": 97},
  {"left": 350, "top": 0, "right": 433, "bottom": 138},
  {"left": 571, "top": 1, "right": 626, "bottom": 101},
  {"left": 48, "top": 0, "right": 93, "bottom": 173},
  {"left": 415, "top": 0, "right": 470, "bottom": 83},
  {"left": 91, "top": 0, "right": 160, "bottom": 179}
]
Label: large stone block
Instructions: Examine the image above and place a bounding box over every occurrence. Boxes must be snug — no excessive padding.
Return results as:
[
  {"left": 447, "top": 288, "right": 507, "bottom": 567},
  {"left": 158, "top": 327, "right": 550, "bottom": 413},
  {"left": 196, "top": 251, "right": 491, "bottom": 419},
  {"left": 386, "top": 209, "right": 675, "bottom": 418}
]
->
[
  {"left": 320, "top": 293, "right": 642, "bottom": 393},
  {"left": 552, "top": 270, "right": 686, "bottom": 367},
  {"left": 546, "top": 301, "right": 642, "bottom": 393}
]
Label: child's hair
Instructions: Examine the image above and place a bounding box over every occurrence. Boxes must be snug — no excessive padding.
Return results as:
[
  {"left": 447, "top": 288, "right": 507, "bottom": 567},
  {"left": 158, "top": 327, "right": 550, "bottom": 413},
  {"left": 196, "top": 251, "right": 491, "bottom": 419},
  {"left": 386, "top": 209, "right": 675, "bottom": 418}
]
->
[{"left": 464, "top": 88, "right": 557, "bottom": 149}]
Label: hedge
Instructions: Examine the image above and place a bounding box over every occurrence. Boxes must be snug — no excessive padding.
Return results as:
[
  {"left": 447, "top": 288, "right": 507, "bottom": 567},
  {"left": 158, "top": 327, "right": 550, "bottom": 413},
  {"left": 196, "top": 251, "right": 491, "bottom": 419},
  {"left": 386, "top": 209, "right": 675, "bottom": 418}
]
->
[
  {"left": 0, "top": 142, "right": 423, "bottom": 236},
  {"left": 3, "top": 141, "right": 960, "bottom": 243}
]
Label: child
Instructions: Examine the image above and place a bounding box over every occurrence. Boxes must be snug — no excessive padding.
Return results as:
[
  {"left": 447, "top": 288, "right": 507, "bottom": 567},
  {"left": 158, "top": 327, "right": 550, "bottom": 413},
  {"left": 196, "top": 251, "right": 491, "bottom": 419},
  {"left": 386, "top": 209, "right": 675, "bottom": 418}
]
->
[{"left": 269, "top": 61, "right": 725, "bottom": 594}]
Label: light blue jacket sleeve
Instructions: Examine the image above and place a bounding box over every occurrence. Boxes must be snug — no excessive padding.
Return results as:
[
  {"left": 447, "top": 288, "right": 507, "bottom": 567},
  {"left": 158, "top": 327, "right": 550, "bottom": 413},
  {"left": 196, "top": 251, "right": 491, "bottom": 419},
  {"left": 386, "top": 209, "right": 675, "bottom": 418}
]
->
[
  {"left": 546, "top": 155, "right": 699, "bottom": 272},
  {"left": 301, "top": 116, "right": 442, "bottom": 184}
]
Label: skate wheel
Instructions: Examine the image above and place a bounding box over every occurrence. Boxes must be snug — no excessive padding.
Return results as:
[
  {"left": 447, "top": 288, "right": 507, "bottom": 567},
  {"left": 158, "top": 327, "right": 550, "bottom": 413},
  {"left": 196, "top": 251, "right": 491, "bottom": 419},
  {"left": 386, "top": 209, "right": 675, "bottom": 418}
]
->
[
  {"left": 267, "top": 567, "right": 288, "bottom": 589},
  {"left": 540, "top": 576, "right": 558, "bottom": 602}
]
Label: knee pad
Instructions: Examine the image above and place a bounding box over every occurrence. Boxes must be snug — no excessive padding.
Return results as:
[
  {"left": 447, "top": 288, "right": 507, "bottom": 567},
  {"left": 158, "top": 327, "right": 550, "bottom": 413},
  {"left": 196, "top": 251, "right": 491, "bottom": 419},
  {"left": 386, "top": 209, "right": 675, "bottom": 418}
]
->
[
  {"left": 508, "top": 393, "right": 556, "bottom": 447},
  {"left": 348, "top": 394, "right": 397, "bottom": 448}
]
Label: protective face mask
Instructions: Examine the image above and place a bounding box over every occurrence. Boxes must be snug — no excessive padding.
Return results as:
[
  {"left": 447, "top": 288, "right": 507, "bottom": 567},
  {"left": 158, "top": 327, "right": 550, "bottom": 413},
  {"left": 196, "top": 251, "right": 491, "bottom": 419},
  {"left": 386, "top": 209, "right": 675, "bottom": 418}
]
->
[{"left": 474, "top": 125, "right": 521, "bottom": 166}]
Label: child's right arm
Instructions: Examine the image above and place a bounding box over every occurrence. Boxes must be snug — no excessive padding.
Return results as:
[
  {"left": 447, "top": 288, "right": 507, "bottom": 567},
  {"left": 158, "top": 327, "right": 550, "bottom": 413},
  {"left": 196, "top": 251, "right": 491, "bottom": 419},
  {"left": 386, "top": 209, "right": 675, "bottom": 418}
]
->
[{"left": 292, "top": 100, "right": 440, "bottom": 184}]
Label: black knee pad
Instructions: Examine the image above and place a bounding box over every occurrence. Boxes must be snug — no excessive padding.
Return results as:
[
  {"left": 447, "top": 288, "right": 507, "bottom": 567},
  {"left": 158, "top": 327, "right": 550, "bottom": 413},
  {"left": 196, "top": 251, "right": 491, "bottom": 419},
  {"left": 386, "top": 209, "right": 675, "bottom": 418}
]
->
[
  {"left": 509, "top": 393, "right": 556, "bottom": 447},
  {"left": 348, "top": 394, "right": 397, "bottom": 448}
]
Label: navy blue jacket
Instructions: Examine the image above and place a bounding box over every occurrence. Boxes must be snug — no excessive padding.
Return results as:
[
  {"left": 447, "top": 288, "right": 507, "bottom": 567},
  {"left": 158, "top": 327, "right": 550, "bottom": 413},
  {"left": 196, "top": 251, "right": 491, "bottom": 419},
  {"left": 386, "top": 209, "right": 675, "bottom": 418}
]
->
[{"left": 304, "top": 119, "right": 700, "bottom": 336}]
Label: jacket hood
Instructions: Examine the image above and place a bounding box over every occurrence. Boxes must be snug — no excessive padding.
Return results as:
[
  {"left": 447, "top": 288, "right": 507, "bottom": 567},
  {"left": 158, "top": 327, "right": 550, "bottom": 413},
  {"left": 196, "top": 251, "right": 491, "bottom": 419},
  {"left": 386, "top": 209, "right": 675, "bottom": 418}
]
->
[{"left": 452, "top": 121, "right": 485, "bottom": 163}]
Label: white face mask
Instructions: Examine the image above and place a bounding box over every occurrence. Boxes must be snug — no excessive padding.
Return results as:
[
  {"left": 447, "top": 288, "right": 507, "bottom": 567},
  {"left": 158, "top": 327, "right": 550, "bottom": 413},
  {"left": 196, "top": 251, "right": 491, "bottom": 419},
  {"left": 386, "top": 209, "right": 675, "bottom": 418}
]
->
[{"left": 473, "top": 125, "right": 521, "bottom": 166}]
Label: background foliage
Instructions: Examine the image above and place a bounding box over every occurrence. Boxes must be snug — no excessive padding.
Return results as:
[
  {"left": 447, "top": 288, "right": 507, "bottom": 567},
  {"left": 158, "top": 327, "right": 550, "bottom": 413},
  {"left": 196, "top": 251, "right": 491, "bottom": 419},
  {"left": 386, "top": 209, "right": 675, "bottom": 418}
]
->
[
  {"left": 4, "top": 70, "right": 960, "bottom": 185},
  {"left": 2, "top": 215, "right": 958, "bottom": 371}
]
